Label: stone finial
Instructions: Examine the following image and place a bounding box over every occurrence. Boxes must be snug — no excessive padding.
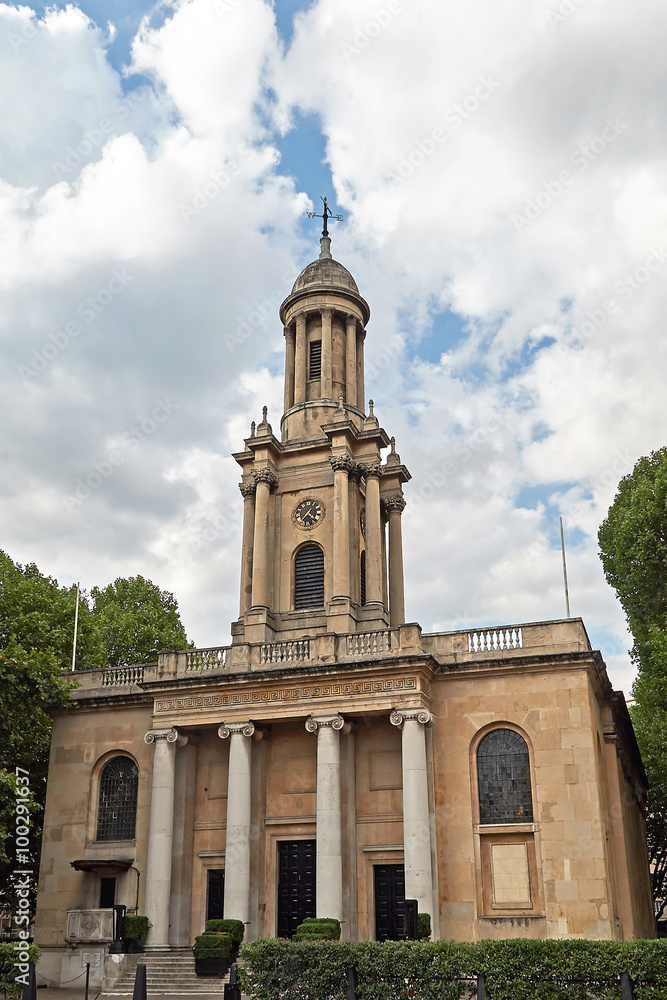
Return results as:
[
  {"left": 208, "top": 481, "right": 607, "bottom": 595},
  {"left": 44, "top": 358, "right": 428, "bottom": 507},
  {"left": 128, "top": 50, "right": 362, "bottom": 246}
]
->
[
  {"left": 368, "top": 399, "right": 374, "bottom": 417},
  {"left": 319, "top": 236, "right": 332, "bottom": 259},
  {"left": 262, "top": 405, "right": 268, "bottom": 422},
  {"left": 250, "top": 421, "right": 256, "bottom": 438},
  {"left": 386, "top": 435, "right": 401, "bottom": 465}
]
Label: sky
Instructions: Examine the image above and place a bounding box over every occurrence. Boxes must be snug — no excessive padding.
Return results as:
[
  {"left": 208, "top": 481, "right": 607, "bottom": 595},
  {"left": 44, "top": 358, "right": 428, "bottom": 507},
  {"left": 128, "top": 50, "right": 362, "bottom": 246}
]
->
[{"left": 2, "top": 0, "right": 666, "bottom": 696}]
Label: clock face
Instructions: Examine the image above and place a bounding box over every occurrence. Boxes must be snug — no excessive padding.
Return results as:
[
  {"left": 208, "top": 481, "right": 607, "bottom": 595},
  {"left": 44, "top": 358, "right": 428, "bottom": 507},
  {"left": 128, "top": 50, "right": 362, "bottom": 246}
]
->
[{"left": 293, "top": 497, "right": 325, "bottom": 530}]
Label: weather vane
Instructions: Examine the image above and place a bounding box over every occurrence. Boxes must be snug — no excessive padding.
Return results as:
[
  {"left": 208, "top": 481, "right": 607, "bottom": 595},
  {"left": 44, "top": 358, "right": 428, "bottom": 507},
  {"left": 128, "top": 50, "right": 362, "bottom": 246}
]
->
[{"left": 306, "top": 196, "right": 343, "bottom": 238}]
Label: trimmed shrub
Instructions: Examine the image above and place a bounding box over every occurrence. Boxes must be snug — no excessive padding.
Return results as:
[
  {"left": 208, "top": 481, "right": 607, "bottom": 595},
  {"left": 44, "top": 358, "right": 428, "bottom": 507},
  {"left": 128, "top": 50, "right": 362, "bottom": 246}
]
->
[
  {"left": 293, "top": 917, "right": 341, "bottom": 941},
  {"left": 417, "top": 913, "right": 431, "bottom": 941},
  {"left": 238, "top": 937, "right": 667, "bottom": 1000},
  {"left": 0, "top": 942, "right": 41, "bottom": 999},
  {"left": 205, "top": 919, "right": 245, "bottom": 946},
  {"left": 124, "top": 915, "right": 150, "bottom": 940},
  {"left": 192, "top": 933, "right": 232, "bottom": 960}
]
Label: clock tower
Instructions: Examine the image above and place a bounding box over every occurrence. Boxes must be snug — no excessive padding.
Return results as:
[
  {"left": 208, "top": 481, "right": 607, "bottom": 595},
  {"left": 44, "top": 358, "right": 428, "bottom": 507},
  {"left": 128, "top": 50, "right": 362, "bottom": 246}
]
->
[{"left": 232, "top": 231, "right": 410, "bottom": 646}]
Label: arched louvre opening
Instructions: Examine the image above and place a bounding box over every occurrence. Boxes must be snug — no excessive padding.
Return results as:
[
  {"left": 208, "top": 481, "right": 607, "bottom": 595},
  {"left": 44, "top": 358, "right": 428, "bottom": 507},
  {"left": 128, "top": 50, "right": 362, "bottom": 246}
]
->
[
  {"left": 477, "top": 729, "right": 533, "bottom": 824},
  {"left": 294, "top": 543, "right": 324, "bottom": 609},
  {"left": 360, "top": 551, "right": 366, "bottom": 606},
  {"left": 97, "top": 757, "right": 139, "bottom": 841}
]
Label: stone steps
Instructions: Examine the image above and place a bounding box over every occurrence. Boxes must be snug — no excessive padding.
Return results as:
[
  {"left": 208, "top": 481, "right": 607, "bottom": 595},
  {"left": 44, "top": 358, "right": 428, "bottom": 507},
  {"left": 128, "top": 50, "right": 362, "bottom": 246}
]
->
[{"left": 100, "top": 955, "right": 233, "bottom": 998}]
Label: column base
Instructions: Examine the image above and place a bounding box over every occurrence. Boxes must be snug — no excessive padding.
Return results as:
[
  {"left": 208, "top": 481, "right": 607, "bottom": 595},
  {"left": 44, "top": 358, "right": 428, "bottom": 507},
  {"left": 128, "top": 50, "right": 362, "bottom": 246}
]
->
[{"left": 326, "top": 597, "right": 357, "bottom": 634}]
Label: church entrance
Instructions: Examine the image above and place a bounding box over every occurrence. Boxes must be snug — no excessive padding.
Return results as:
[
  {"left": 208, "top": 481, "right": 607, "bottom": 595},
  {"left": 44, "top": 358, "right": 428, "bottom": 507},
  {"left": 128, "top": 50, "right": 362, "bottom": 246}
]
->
[
  {"left": 277, "top": 840, "right": 316, "bottom": 937},
  {"left": 206, "top": 869, "right": 225, "bottom": 921},
  {"left": 374, "top": 864, "right": 406, "bottom": 941}
]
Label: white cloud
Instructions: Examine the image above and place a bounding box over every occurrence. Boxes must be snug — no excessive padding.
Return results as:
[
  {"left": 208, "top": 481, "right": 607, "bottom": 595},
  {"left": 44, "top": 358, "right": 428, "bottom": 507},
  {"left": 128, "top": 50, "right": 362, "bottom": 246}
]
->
[{"left": 2, "top": 0, "right": 665, "bottom": 696}]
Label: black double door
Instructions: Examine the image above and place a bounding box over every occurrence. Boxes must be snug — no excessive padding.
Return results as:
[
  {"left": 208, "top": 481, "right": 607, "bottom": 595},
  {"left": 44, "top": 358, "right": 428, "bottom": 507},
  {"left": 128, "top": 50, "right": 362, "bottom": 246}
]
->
[
  {"left": 374, "top": 864, "right": 406, "bottom": 941},
  {"left": 207, "top": 869, "right": 225, "bottom": 921},
  {"left": 277, "top": 840, "right": 316, "bottom": 938}
]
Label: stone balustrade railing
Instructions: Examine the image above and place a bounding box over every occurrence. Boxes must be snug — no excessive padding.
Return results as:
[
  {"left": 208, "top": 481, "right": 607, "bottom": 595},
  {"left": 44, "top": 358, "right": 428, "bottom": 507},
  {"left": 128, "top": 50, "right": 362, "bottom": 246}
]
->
[{"left": 66, "top": 619, "right": 590, "bottom": 698}]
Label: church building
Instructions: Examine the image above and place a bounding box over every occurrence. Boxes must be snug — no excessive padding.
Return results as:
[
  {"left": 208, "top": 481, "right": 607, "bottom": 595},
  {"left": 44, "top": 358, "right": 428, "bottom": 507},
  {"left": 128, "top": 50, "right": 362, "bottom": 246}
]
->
[{"left": 34, "top": 226, "right": 655, "bottom": 988}]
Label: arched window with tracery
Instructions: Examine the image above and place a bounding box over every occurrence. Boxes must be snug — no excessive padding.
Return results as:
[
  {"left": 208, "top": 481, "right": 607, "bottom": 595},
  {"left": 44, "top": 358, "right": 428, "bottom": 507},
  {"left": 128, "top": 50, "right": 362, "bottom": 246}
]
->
[
  {"left": 294, "top": 543, "right": 325, "bottom": 609},
  {"left": 476, "top": 728, "right": 533, "bottom": 824},
  {"left": 97, "top": 756, "right": 139, "bottom": 841}
]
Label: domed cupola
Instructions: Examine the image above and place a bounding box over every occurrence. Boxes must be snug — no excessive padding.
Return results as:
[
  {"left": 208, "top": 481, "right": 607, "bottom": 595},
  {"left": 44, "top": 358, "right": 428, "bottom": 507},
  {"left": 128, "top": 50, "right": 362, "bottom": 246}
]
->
[{"left": 280, "top": 235, "right": 370, "bottom": 327}]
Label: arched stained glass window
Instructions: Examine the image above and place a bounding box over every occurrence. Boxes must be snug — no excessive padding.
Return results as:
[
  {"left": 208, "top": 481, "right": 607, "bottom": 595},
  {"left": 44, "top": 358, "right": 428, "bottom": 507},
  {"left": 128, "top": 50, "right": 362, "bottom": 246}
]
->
[
  {"left": 97, "top": 757, "right": 138, "bottom": 841},
  {"left": 477, "top": 729, "right": 533, "bottom": 824},
  {"left": 294, "top": 543, "right": 325, "bottom": 609}
]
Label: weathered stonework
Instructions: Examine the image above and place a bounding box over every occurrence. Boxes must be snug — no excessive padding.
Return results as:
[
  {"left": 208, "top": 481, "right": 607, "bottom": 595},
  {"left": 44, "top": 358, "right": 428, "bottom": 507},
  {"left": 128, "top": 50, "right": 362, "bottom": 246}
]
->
[{"left": 34, "top": 235, "right": 654, "bottom": 987}]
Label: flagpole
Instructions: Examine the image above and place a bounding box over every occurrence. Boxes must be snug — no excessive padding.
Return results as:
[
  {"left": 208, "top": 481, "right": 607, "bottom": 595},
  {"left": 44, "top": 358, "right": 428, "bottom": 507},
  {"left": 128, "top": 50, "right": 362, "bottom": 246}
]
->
[
  {"left": 560, "top": 517, "right": 571, "bottom": 619},
  {"left": 71, "top": 583, "right": 80, "bottom": 671}
]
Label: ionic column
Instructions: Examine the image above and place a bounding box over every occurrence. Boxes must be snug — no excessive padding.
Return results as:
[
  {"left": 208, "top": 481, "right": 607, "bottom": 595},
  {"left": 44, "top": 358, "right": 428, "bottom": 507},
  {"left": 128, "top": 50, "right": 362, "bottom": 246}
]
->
[
  {"left": 144, "top": 728, "right": 188, "bottom": 950},
  {"left": 239, "top": 482, "right": 256, "bottom": 616},
  {"left": 305, "top": 714, "right": 347, "bottom": 921},
  {"left": 385, "top": 495, "right": 406, "bottom": 626},
  {"left": 321, "top": 308, "right": 333, "bottom": 399},
  {"left": 362, "top": 462, "right": 383, "bottom": 606},
  {"left": 345, "top": 315, "right": 357, "bottom": 407},
  {"left": 251, "top": 469, "right": 276, "bottom": 608},
  {"left": 218, "top": 722, "right": 255, "bottom": 925},
  {"left": 294, "top": 313, "right": 307, "bottom": 404},
  {"left": 284, "top": 325, "right": 295, "bottom": 411},
  {"left": 356, "top": 328, "right": 365, "bottom": 411},
  {"left": 390, "top": 709, "right": 435, "bottom": 916},
  {"left": 330, "top": 455, "right": 353, "bottom": 598}
]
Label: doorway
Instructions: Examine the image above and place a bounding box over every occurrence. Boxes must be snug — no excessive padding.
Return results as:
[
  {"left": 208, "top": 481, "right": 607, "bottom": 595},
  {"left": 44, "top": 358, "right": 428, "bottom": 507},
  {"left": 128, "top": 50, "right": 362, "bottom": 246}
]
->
[
  {"left": 277, "top": 840, "right": 316, "bottom": 938},
  {"left": 207, "top": 869, "right": 225, "bottom": 921},
  {"left": 374, "top": 864, "right": 406, "bottom": 941}
]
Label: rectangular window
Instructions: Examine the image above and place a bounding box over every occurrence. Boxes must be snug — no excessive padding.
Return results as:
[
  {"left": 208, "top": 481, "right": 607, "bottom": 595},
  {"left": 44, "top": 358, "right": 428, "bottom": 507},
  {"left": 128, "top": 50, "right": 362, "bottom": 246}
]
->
[{"left": 309, "top": 341, "right": 322, "bottom": 380}]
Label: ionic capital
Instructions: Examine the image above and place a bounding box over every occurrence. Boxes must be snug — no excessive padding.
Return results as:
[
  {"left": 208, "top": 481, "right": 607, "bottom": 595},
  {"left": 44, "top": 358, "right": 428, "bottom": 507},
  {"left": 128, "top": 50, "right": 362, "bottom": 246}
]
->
[
  {"left": 252, "top": 467, "right": 278, "bottom": 491},
  {"left": 383, "top": 494, "right": 406, "bottom": 515},
  {"left": 305, "top": 713, "right": 349, "bottom": 734},
  {"left": 144, "top": 728, "right": 188, "bottom": 747},
  {"left": 239, "top": 482, "right": 256, "bottom": 499},
  {"left": 218, "top": 721, "right": 256, "bottom": 740},
  {"left": 330, "top": 454, "right": 355, "bottom": 474},
  {"left": 390, "top": 708, "right": 435, "bottom": 729}
]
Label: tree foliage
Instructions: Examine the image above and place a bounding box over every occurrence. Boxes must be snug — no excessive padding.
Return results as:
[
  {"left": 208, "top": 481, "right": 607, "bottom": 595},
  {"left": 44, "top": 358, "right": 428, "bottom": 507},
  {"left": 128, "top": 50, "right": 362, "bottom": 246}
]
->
[
  {"left": 91, "top": 574, "right": 191, "bottom": 668},
  {"left": 598, "top": 446, "right": 667, "bottom": 922}
]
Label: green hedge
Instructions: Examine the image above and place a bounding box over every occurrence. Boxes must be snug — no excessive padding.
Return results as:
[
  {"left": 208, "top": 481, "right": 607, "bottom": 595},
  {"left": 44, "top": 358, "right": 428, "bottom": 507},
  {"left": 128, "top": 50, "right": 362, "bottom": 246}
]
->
[
  {"left": 238, "top": 938, "right": 667, "bottom": 1000},
  {"left": 205, "top": 919, "right": 245, "bottom": 945},
  {"left": 0, "top": 942, "right": 40, "bottom": 999},
  {"left": 417, "top": 913, "right": 431, "bottom": 940},
  {"left": 294, "top": 918, "right": 341, "bottom": 942},
  {"left": 124, "top": 915, "right": 150, "bottom": 940},
  {"left": 192, "top": 933, "right": 233, "bottom": 960}
]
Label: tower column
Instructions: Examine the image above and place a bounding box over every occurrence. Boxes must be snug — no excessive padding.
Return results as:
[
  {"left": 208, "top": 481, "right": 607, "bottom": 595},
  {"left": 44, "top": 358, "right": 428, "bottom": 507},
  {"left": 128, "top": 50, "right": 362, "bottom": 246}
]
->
[
  {"left": 390, "top": 709, "right": 435, "bottom": 916},
  {"left": 251, "top": 469, "right": 276, "bottom": 608},
  {"left": 284, "top": 325, "right": 295, "bottom": 411},
  {"left": 143, "top": 728, "right": 188, "bottom": 950},
  {"left": 321, "top": 308, "right": 333, "bottom": 399},
  {"left": 356, "top": 328, "right": 366, "bottom": 412},
  {"left": 345, "top": 315, "right": 357, "bottom": 407},
  {"left": 218, "top": 722, "right": 255, "bottom": 926},
  {"left": 294, "top": 313, "right": 307, "bottom": 404},
  {"left": 306, "top": 714, "right": 347, "bottom": 921},
  {"left": 363, "top": 462, "right": 383, "bottom": 606},
  {"left": 386, "top": 495, "right": 406, "bottom": 626},
  {"left": 239, "top": 483, "right": 256, "bottom": 616},
  {"left": 330, "top": 456, "right": 353, "bottom": 598}
]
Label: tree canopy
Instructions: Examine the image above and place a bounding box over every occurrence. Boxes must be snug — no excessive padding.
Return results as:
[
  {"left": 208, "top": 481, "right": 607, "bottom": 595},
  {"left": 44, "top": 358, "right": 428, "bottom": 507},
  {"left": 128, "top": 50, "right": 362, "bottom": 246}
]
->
[
  {"left": 0, "top": 551, "right": 191, "bottom": 917},
  {"left": 598, "top": 446, "right": 667, "bottom": 922},
  {"left": 91, "top": 574, "right": 191, "bottom": 668}
]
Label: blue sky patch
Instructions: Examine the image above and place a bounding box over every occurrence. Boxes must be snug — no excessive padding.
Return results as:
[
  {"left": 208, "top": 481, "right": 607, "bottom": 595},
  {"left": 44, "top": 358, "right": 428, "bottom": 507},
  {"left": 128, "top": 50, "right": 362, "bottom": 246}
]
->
[
  {"left": 275, "top": 111, "right": 334, "bottom": 232},
  {"left": 274, "top": 0, "right": 312, "bottom": 47}
]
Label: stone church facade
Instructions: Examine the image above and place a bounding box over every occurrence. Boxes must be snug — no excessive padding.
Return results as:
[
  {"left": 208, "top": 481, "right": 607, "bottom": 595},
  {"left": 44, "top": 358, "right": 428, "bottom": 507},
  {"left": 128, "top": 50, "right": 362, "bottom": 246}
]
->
[{"left": 35, "top": 233, "right": 654, "bottom": 987}]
